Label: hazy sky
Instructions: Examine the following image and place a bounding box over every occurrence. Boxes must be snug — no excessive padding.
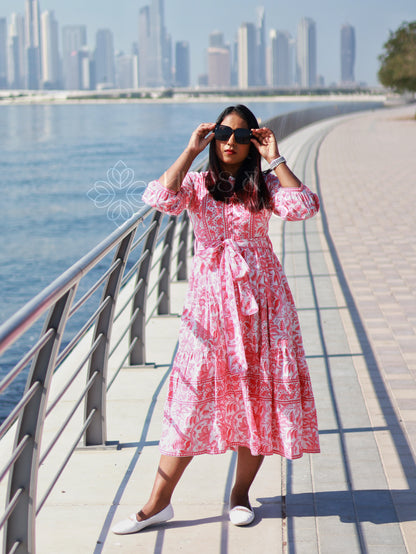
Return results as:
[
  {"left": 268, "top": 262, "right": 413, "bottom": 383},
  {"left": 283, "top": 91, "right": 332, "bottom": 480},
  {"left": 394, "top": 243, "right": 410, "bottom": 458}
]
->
[{"left": 2, "top": 0, "right": 415, "bottom": 86}]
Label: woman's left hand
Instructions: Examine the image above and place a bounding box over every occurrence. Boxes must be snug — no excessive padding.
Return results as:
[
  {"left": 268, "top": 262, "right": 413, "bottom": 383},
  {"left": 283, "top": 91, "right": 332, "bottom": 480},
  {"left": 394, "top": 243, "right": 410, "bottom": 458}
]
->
[{"left": 250, "top": 127, "right": 280, "bottom": 164}]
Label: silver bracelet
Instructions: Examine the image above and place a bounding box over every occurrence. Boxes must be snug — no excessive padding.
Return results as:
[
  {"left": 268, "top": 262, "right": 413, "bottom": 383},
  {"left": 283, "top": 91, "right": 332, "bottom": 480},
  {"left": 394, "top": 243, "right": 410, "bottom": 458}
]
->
[{"left": 269, "top": 156, "right": 286, "bottom": 171}]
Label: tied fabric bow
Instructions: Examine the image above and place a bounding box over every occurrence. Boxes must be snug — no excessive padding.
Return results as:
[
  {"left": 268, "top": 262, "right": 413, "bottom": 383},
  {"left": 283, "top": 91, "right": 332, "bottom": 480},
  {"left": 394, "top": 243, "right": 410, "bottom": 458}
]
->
[{"left": 196, "top": 238, "right": 260, "bottom": 375}]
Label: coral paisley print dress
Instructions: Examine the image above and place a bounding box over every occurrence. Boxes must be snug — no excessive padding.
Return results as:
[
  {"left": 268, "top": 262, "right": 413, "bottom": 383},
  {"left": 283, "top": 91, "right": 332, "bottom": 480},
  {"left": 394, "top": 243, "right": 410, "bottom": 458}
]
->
[{"left": 143, "top": 171, "right": 320, "bottom": 459}]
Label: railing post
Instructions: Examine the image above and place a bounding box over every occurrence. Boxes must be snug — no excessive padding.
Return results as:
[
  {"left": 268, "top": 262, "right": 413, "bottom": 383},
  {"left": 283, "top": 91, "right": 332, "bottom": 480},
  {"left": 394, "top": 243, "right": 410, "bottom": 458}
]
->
[
  {"left": 177, "top": 211, "right": 189, "bottom": 281},
  {"left": 84, "top": 229, "right": 136, "bottom": 446},
  {"left": 4, "top": 287, "right": 76, "bottom": 554},
  {"left": 129, "top": 210, "right": 162, "bottom": 365},
  {"left": 157, "top": 215, "right": 177, "bottom": 315}
]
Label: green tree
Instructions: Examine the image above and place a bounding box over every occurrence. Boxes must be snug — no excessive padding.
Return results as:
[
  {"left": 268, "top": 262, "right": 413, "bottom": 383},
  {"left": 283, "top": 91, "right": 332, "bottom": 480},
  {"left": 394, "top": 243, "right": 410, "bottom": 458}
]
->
[{"left": 378, "top": 21, "right": 416, "bottom": 93}]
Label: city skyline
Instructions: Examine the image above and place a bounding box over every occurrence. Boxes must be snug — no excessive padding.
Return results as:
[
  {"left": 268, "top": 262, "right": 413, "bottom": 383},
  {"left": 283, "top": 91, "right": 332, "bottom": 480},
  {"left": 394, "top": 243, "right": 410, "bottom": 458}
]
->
[
  {"left": 0, "top": 4, "right": 325, "bottom": 92},
  {"left": 1, "top": 0, "right": 415, "bottom": 88}
]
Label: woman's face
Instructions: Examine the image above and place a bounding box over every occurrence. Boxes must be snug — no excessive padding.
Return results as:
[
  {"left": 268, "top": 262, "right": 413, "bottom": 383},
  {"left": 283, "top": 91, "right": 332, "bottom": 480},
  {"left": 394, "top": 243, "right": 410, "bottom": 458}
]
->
[{"left": 215, "top": 112, "right": 251, "bottom": 175}]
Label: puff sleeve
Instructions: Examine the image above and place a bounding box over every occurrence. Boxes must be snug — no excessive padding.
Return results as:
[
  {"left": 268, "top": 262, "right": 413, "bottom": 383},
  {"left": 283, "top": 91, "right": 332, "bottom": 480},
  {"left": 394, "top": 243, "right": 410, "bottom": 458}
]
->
[
  {"left": 142, "top": 171, "right": 197, "bottom": 215},
  {"left": 267, "top": 173, "right": 320, "bottom": 221}
]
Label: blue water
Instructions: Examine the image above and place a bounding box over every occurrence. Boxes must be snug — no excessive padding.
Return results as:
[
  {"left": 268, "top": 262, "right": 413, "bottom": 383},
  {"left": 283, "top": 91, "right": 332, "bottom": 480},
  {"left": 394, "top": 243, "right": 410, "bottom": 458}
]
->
[{"left": 0, "top": 99, "right": 327, "bottom": 419}]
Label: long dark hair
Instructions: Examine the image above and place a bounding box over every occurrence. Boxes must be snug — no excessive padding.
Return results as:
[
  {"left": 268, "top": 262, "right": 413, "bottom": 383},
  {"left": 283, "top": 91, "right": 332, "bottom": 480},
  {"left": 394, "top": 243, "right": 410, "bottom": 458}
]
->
[{"left": 206, "top": 104, "right": 272, "bottom": 212}]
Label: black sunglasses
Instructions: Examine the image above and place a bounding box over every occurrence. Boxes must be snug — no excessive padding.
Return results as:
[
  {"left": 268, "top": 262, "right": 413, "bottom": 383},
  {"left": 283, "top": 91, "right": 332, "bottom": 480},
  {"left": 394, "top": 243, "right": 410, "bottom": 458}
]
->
[{"left": 214, "top": 124, "right": 253, "bottom": 144}]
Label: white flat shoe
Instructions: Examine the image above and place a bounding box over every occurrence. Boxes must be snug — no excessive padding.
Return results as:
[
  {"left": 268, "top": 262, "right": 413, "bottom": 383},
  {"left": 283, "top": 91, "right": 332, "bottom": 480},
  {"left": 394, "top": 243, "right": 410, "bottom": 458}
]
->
[
  {"left": 229, "top": 505, "right": 255, "bottom": 526},
  {"left": 112, "top": 504, "right": 174, "bottom": 535}
]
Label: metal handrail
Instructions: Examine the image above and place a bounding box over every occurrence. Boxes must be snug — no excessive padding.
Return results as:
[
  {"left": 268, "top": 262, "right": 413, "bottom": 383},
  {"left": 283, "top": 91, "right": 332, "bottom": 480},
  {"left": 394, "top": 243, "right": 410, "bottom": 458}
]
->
[
  {"left": 0, "top": 208, "right": 150, "bottom": 357},
  {"left": 0, "top": 330, "right": 53, "bottom": 400},
  {"left": 0, "top": 202, "right": 191, "bottom": 554}
]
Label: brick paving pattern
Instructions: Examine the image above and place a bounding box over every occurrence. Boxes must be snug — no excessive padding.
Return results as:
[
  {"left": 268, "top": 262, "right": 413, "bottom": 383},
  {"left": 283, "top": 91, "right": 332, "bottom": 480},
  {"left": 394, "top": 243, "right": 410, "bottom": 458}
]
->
[{"left": 318, "top": 105, "right": 416, "bottom": 438}]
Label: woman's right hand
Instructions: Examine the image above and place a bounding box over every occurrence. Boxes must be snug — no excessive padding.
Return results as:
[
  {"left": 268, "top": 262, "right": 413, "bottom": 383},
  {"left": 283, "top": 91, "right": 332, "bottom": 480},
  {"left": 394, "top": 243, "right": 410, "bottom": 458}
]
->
[
  {"left": 186, "top": 123, "right": 216, "bottom": 157},
  {"left": 158, "top": 123, "right": 215, "bottom": 191}
]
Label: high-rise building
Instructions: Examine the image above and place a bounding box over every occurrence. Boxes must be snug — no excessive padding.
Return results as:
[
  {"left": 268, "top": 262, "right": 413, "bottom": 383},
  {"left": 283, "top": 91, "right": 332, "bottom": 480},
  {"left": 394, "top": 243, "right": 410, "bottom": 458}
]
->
[
  {"left": 8, "top": 26, "right": 20, "bottom": 89},
  {"left": 41, "top": 10, "right": 60, "bottom": 89},
  {"left": 296, "top": 17, "right": 317, "bottom": 88},
  {"left": 256, "top": 7, "right": 266, "bottom": 86},
  {"left": 66, "top": 50, "right": 81, "bottom": 90},
  {"left": 268, "top": 29, "right": 293, "bottom": 87},
  {"left": 81, "top": 49, "right": 95, "bottom": 90},
  {"left": 341, "top": 23, "right": 355, "bottom": 84},
  {"left": 138, "top": 6, "right": 150, "bottom": 87},
  {"left": 209, "top": 31, "right": 224, "bottom": 49},
  {"left": 131, "top": 43, "right": 140, "bottom": 89},
  {"left": 138, "top": 0, "right": 170, "bottom": 87},
  {"left": 175, "top": 40, "right": 190, "bottom": 87},
  {"left": 149, "top": 0, "right": 168, "bottom": 86},
  {"left": 288, "top": 35, "right": 296, "bottom": 86},
  {"left": 62, "top": 25, "right": 87, "bottom": 89},
  {"left": 164, "top": 31, "right": 172, "bottom": 85},
  {"left": 149, "top": 0, "right": 164, "bottom": 85},
  {"left": 208, "top": 47, "right": 230, "bottom": 87},
  {"left": 238, "top": 23, "right": 256, "bottom": 88},
  {"left": 8, "top": 13, "right": 25, "bottom": 88},
  {"left": 25, "top": 0, "right": 42, "bottom": 89},
  {"left": 0, "top": 18, "right": 7, "bottom": 88},
  {"left": 230, "top": 37, "right": 238, "bottom": 87},
  {"left": 207, "top": 31, "right": 232, "bottom": 88},
  {"left": 95, "top": 29, "right": 115, "bottom": 88},
  {"left": 268, "top": 30, "right": 278, "bottom": 87},
  {"left": 115, "top": 53, "right": 136, "bottom": 89}
]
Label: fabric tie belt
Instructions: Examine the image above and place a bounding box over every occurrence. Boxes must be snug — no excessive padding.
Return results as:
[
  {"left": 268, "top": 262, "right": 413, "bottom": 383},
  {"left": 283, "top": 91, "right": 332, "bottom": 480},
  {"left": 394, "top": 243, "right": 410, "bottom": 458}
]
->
[{"left": 195, "top": 237, "right": 270, "bottom": 375}]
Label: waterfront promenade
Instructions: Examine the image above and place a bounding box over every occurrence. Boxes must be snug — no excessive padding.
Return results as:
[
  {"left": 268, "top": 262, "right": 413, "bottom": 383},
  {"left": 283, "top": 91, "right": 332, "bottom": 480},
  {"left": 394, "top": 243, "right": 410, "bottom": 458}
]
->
[{"left": 3, "top": 103, "right": 416, "bottom": 553}]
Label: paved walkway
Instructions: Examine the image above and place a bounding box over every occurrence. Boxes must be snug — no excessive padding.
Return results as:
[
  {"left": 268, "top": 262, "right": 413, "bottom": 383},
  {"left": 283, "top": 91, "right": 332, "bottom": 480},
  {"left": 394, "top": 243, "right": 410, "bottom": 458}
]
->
[
  {"left": 315, "top": 104, "right": 416, "bottom": 552},
  {"left": 30, "top": 103, "right": 416, "bottom": 553}
]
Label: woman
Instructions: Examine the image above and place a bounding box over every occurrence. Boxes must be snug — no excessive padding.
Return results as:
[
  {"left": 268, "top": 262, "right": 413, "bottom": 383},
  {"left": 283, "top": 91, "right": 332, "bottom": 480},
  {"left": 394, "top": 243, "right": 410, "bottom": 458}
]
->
[{"left": 112, "top": 104, "right": 320, "bottom": 534}]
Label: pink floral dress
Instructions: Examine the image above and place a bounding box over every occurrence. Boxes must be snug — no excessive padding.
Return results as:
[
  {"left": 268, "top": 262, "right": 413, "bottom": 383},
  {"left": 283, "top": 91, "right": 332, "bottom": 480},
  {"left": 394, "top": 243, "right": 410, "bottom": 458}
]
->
[{"left": 143, "top": 171, "right": 320, "bottom": 459}]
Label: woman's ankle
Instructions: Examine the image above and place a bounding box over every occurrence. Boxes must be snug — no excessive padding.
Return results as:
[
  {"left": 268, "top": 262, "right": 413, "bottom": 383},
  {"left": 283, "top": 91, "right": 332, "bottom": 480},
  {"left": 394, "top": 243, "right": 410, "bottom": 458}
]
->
[
  {"left": 229, "top": 488, "right": 250, "bottom": 509},
  {"left": 136, "top": 499, "right": 171, "bottom": 521}
]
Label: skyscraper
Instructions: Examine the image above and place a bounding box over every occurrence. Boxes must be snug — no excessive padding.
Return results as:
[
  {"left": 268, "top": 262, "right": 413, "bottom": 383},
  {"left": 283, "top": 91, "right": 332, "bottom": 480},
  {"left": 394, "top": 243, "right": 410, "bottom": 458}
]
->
[
  {"left": 256, "top": 7, "right": 266, "bottom": 86},
  {"left": 8, "top": 13, "right": 25, "bottom": 89},
  {"left": 230, "top": 37, "right": 238, "bottom": 87},
  {"left": 268, "top": 30, "right": 278, "bottom": 87},
  {"left": 41, "top": 10, "right": 60, "bottom": 89},
  {"left": 25, "top": 0, "right": 42, "bottom": 89},
  {"left": 150, "top": 0, "right": 164, "bottom": 85},
  {"left": 296, "top": 17, "right": 317, "bottom": 88},
  {"left": 62, "top": 25, "right": 87, "bottom": 89},
  {"left": 138, "top": 6, "right": 150, "bottom": 86},
  {"left": 8, "top": 22, "right": 20, "bottom": 88},
  {"left": 0, "top": 18, "right": 7, "bottom": 88},
  {"left": 131, "top": 42, "right": 140, "bottom": 89},
  {"left": 175, "top": 41, "right": 190, "bottom": 87},
  {"left": 138, "top": 0, "right": 170, "bottom": 87},
  {"left": 207, "top": 31, "right": 231, "bottom": 87},
  {"left": 208, "top": 47, "right": 230, "bottom": 87},
  {"left": 209, "top": 31, "right": 224, "bottom": 48},
  {"left": 268, "top": 29, "right": 293, "bottom": 87},
  {"left": 95, "top": 29, "right": 115, "bottom": 88},
  {"left": 341, "top": 23, "right": 355, "bottom": 84},
  {"left": 149, "top": 0, "right": 170, "bottom": 86},
  {"left": 115, "top": 53, "right": 135, "bottom": 89},
  {"left": 164, "top": 31, "right": 172, "bottom": 85},
  {"left": 238, "top": 23, "right": 256, "bottom": 88},
  {"left": 81, "top": 49, "right": 95, "bottom": 90}
]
